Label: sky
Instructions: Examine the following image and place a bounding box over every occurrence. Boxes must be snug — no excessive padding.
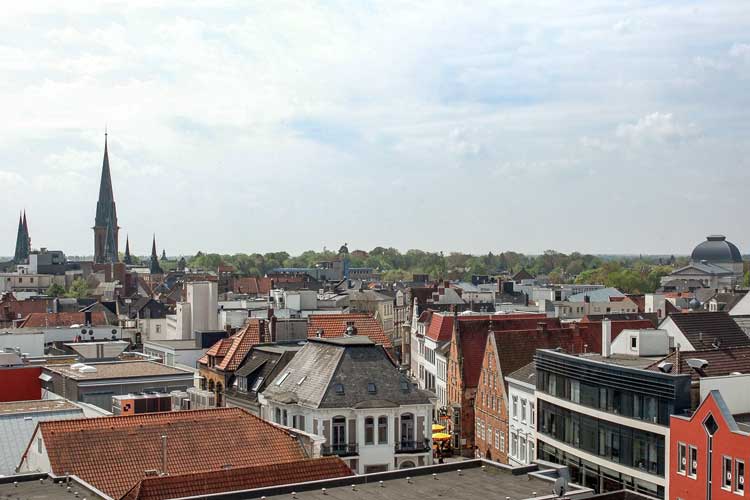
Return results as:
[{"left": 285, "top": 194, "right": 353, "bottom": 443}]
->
[{"left": 1, "top": 1, "right": 749, "bottom": 257}]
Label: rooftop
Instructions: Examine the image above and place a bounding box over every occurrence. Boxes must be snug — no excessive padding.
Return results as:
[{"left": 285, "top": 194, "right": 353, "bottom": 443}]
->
[
  {"left": 245, "top": 461, "right": 589, "bottom": 500},
  {"left": 663, "top": 311, "right": 750, "bottom": 349},
  {"left": 34, "top": 407, "right": 310, "bottom": 498},
  {"left": 143, "top": 339, "right": 201, "bottom": 350},
  {"left": 307, "top": 313, "right": 391, "bottom": 347},
  {"left": 0, "top": 474, "right": 107, "bottom": 499},
  {"left": 646, "top": 346, "right": 750, "bottom": 380},
  {"left": 0, "top": 399, "right": 79, "bottom": 415},
  {"left": 44, "top": 360, "right": 193, "bottom": 380},
  {"left": 578, "top": 353, "right": 662, "bottom": 369}
]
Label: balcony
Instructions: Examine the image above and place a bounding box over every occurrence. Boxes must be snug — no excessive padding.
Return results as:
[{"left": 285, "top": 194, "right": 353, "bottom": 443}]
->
[
  {"left": 321, "top": 443, "right": 359, "bottom": 457},
  {"left": 395, "top": 439, "right": 431, "bottom": 454}
]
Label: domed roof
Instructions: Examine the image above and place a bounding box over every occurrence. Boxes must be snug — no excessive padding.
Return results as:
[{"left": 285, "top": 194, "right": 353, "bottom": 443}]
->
[{"left": 691, "top": 235, "right": 742, "bottom": 264}]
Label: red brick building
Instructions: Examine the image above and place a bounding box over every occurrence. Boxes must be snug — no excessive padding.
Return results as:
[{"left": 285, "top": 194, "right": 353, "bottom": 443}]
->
[
  {"left": 670, "top": 390, "right": 749, "bottom": 500},
  {"left": 474, "top": 332, "right": 510, "bottom": 463}
]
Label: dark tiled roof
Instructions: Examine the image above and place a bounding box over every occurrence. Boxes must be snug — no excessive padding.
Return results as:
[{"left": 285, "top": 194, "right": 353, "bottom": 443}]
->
[
  {"left": 647, "top": 346, "right": 750, "bottom": 380},
  {"left": 36, "top": 408, "right": 307, "bottom": 499},
  {"left": 666, "top": 312, "right": 750, "bottom": 349},
  {"left": 121, "top": 457, "right": 353, "bottom": 500},
  {"left": 307, "top": 313, "right": 390, "bottom": 347}
]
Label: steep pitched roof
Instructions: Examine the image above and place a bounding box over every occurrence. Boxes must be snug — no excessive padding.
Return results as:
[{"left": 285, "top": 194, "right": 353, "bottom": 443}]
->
[
  {"left": 664, "top": 312, "right": 750, "bottom": 349},
  {"left": 263, "top": 338, "right": 431, "bottom": 409},
  {"left": 234, "top": 277, "right": 273, "bottom": 295},
  {"left": 307, "top": 313, "right": 391, "bottom": 347},
  {"left": 425, "top": 313, "right": 455, "bottom": 342},
  {"left": 199, "top": 319, "right": 265, "bottom": 371},
  {"left": 121, "top": 457, "right": 353, "bottom": 500},
  {"left": 32, "top": 408, "right": 307, "bottom": 499},
  {"left": 18, "top": 311, "right": 108, "bottom": 328}
]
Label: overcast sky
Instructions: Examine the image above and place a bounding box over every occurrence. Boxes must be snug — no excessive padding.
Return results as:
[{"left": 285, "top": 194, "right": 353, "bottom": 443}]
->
[{"left": 1, "top": 1, "right": 749, "bottom": 257}]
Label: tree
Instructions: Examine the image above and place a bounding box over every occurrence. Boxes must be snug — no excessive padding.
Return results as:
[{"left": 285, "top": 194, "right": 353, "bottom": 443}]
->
[
  {"left": 45, "top": 283, "right": 66, "bottom": 297},
  {"left": 66, "top": 278, "right": 91, "bottom": 299}
]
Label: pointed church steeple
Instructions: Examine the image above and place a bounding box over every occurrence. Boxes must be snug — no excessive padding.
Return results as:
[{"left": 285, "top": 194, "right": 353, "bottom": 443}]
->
[
  {"left": 94, "top": 131, "right": 119, "bottom": 263},
  {"left": 149, "top": 235, "right": 164, "bottom": 275},
  {"left": 123, "top": 236, "right": 132, "bottom": 265},
  {"left": 13, "top": 212, "right": 30, "bottom": 264}
]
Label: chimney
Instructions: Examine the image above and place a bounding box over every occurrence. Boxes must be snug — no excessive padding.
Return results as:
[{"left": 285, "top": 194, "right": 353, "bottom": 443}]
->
[
  {"left": 161, "top": 435, "right": 168, "bottom": 476},
  {"left": 602, "top": 319, "right": 612, "bottom": 357}
]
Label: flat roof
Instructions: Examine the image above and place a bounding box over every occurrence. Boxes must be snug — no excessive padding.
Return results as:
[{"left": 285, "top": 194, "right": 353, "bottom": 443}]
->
[
  {"left": 574, "top": 353, "right": 663, "bottom": 369},
  {"left": 45, "top": 360, "right": 193, "bottom": 380},
  {"left": 247, "top": 461, "right": 587, "bottom": 500},
  {"left": 144, "top": 339, "right": 202, "bottom": 350},
  {"left": 0, "top": 399, "right": 79, "bottom": 415},
  {"left": 0, "top": 474, "right": 107, "bottom": 499}
]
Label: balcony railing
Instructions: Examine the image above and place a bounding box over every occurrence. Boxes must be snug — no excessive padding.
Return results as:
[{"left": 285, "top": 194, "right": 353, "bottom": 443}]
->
[
  {"left": 321, "top": 443, "right": 359, "bottom": 457},
  {"left": 395, "top": 439, "right": 431, "bottom": 454}
]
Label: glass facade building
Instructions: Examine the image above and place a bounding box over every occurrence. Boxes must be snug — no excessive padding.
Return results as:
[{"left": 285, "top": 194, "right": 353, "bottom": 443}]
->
[{"left": 534, "top": 349, "right": 692, "bottom": 499}]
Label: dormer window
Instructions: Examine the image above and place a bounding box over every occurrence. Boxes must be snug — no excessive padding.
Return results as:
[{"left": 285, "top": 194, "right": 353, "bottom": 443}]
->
[
  {"left": 367, "top": 383, "right": 377, "bottom": 394},
  {"left": 334, "top": 383, "right": 345, "bottom": 395},
  {"left": 400, "top": 380, "right": 409, "bottom": 392},
  {"left": 250, "top": 376, "right": 264, "bottom": 392}
]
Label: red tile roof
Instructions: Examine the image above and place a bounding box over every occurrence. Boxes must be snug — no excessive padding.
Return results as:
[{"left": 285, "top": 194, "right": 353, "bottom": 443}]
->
[
  {"left": 233, "top": 277, "right": 273, "bottom": 295},
  {"left": 307, "top": 313, "right": 391, "bottom": 347},
  {"left": 18, "top": 311, "right": 108, "bottom": 328},
  {"left": 32, "top": 408, "right": 307, "bottom": 499},
  {"left": 121, "top": 457, "right": 353, "bottom": 500},
  {"left": 199, "top": 319, "right": 265, "bottom": 371},
  {"left": 425, "top": 313, "right": 454, "bottom": 342},
  {"left": 646, "top": 346, "right": 750, "bottom": 381}
]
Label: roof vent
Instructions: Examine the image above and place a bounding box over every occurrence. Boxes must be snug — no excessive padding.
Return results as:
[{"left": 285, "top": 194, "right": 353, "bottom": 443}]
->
[
  {"left": 686, "top": 358, "right": 709, "bottom": 377},
  {"left": 657, "top": 362, "right": 674, "bottom": 373}
]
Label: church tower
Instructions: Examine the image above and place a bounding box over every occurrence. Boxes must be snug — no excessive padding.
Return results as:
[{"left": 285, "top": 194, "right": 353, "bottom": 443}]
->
[
  {"left": 149, "top": 235, "right": 164, "bottom": 275},
  {"left": 93, "top": 132, "right": 119, "bottom": 263}
]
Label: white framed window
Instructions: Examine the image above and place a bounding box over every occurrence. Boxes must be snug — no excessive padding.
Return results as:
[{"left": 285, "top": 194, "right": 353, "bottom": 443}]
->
[
  {"left": 677, "top": 442, "right": 687, "bottom": 475},
  {"left": 736, "top": 459, "right": 745, "bottom": 494},
  {"left": 487, "top": 424, "right": 492, "bottom": 444},
  {"left": 529, "top": 440, "right": 535, "bottom": 462},
  {"left": 521, "top": 399, "right": 527, "bottom": 423},
  {"left": 495, "top": 430, "right": 500, "bottom": 449},
  {"left": 512, "top": 395, "right": 518, "bottom": 419},
  {"left": 511, "top": 432, "right": 518, "bottom": 458},
  {"left": 530, "top": 403, "right": 535, "bottom": 427},
  {"left": 520, "top": 436, "right": 527, "bottom": 462},
  {"left": 724, "top": 456, "right": 733, "bottom": 490},
  {"left": 688, "top": 445, "right": 698, "bottom": 478}
]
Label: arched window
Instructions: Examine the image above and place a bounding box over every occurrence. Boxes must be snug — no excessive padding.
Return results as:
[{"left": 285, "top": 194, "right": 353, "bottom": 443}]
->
[
  {"left": 378, "top": 416, "right": 388, "bottom": 444},
  {"left": 365, "top": 417, "right": 375, "bottom": 445}
]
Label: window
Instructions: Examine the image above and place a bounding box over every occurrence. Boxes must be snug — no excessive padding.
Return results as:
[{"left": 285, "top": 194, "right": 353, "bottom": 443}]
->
[
  {"left": 335, "top": 383, "right": 345, "bottom": 394},
  {"left": 297, "top": 376, "right": 307, "bottom": 385},
  {"left": 277, "top": 372, "right": 290, "bottom": 385},
  {"left": 282, "top": 409, "right": 288, "bottom": 426},
  {"left": 500, "top": 432, "right": 505, "bottom": 452},
  {"left": 724, "top": 456, "right": 733, "bottom": 490},
  {"left": 529, "top": 440, "right": 535, "bottom": 462},
  {"left": 520, "top": 436, "right": 527, "bottom": 462},
  {"left": 275, "top": 407, "right": 281, "bottom": 424},
  {"left": 292, "top": 415, "right": 306, "bottom": 431},
  {"left": 511, "top": 432, "right": 518, "bottom": 458},
  {"left": 155, "top": 324, "right": 161, "bottom": 333},
  {"left": 368, "top": 383, "right": 377, "bottom": 394},
  {"left": 250, "top": 376, "right": 264, "bottom": 392},
  {"left": 530, "top": 403, "right": 536, "bottom": 427},
  {"left": 677, "top": 442, "right": 686, "bottom": 475},
  {"left": 37, "top": 437, "right": 42, "bottom": 454},
  {"left": 512, "top": 396, "right": 518, "bottom": 419},
  {"left": 736, "top": 459, "right": 745, "bottom": 494},
  {"left": 487, "top": 424, "right": 492, "bottom": 444},
  {"left": 521, "top": 399, "right": 527, "bottom": 423},
  {"left": 365, "top": 417, "right": 375, "bottom": 445},
  {"left": 630, "top": 336, "right": 638, "bottom": 350},
  {"left": 495, "top": 430, "right": 500, "bottom": 449},
  {"left": 688, "top": 445, "right": 698, "bottom": 478},
  {"left": 378, "top": 416, "right": 388, "bottom": 444}
]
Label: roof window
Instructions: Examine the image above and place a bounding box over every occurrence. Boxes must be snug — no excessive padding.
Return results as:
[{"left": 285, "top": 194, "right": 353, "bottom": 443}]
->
[
  {"left": 276, "top": 372, "right": 290, "bottom": 386},
  {"left": 334, "top": 383, "right": 345, "bottom": 395},
  {"left": 367, "top": 383, "right": 377, "bottom": 394}
]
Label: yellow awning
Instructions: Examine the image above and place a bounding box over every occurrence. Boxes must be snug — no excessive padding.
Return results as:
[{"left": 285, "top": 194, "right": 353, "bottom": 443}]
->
[
  {"left": 432, "top": 424, "right": 445, "bottom": 432},
  {"left": 432, "top": 432, "right": 451, "bottom": 441}
]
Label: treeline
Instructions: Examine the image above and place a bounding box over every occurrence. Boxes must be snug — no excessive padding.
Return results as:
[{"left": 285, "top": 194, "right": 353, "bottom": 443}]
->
[{"left": 185, "top": 248, "right": 688, "bottom": 294}]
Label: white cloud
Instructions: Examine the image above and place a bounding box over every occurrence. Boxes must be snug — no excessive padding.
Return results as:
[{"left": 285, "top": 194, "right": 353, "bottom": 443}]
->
[{"left": 616, "top": 113, "right": 700, "bottom": 145}]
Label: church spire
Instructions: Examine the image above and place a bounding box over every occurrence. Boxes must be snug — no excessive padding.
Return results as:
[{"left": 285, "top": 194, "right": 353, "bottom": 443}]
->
[
  {"left": 149, "top": 234, "right": 164, "bottom": 275},
  {"left": 94, "top": 131, "right": 119, "bottom": 263},
  {"left": 13, "top": 212, "right": 29, "bottom": 264},
  {"left": 123, "top": 235, "right": 132, "bottom": 265}
]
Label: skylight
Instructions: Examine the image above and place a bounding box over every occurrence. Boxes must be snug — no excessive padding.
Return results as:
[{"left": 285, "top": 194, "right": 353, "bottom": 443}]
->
[{"left": 276, "top": 372, "right": 290, "bottom": 386}]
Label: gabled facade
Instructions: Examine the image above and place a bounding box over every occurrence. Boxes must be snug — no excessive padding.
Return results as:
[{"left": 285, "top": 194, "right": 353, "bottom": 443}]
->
[
  {"left": 670, "top": 390, "right": 750, "bottom": 500},
  {"left": 259, "top": 336, "right": 434, "bottom": 474},
  {"left": 474, "top": 332, "right": 510, "bottom": 463}
]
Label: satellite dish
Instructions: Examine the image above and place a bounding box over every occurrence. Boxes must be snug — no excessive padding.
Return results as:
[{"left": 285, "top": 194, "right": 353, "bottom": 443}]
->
[{"left": 553, "top": 477, "right": 568, "bottom": 497}]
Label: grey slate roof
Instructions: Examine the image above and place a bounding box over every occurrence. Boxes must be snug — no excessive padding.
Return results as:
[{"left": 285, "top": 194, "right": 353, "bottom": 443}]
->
[
  {"left": 568, "top": 287, "right": 625, "bottom": 303},
  {"left": 665, "top": 312, "right": 750, "bottom": 349},
  {"left": 671, "top": 262, "right": 734, "bottom": 276},
  {"left": 0, "top": 401, "right": 84, "bottom": 475},
  {"left": 505, "top": 360, "right": 536, "bottom": 387},
  {"left": 262, "top": 337, "right": 432, "bottom": 409}
]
